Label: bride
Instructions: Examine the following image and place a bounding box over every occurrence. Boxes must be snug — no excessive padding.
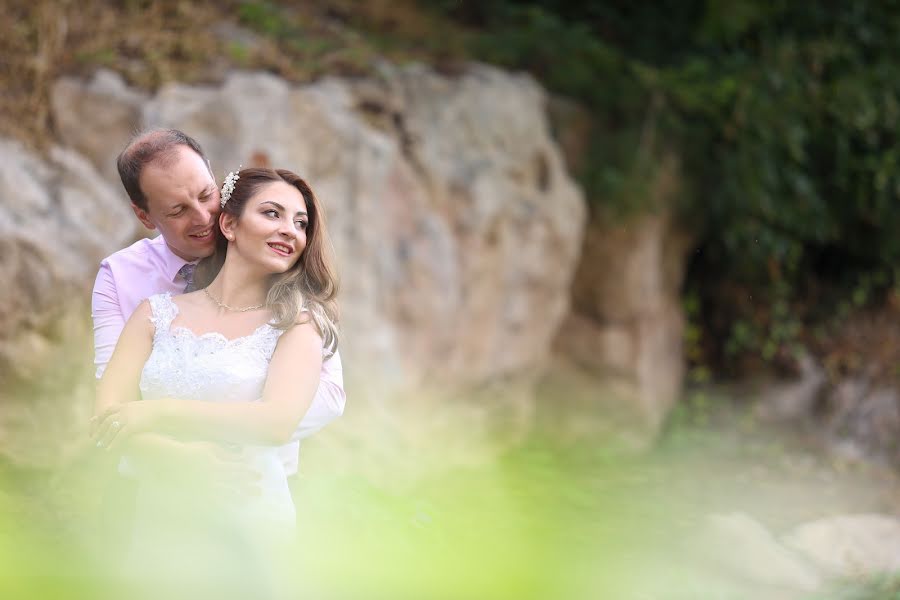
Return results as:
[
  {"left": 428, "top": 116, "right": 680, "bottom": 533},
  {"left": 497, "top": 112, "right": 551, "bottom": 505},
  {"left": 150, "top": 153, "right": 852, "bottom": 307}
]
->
[{"left": 91, "top": 167, "right": 338, "bottom": 594}]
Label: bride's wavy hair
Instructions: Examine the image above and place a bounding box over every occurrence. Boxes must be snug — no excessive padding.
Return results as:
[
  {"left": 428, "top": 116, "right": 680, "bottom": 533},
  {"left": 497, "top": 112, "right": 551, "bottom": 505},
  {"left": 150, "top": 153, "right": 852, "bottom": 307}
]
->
[{"left": 194, "top": 167, "right": 339, "bottom": 354}]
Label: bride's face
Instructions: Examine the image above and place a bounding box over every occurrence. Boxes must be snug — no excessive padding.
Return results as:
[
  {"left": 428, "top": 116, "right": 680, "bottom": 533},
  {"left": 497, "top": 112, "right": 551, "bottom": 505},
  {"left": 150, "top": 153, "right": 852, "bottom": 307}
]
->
[{"left": 222, "top": 181, "right": 308, "bottom": 274}]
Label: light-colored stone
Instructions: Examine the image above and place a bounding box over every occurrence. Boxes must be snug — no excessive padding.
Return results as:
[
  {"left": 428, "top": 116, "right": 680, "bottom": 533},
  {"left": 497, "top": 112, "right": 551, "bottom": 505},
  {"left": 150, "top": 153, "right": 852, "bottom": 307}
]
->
[
  {"left": 571, "top": 158, "right": 689, "bottom": 321},
  {"left": 784, "top": 514, "right": 900, "bottom": 577},
  {"left": 0, "top": 139, "right": 138, "bottom": 466},
  {"left": 0, "top": 140, "right": 138, "bottom": 346},
  {"left": 753, "top": 354, "right": 827, "bottom": 422},
  {"left": 140, "top": 64, "right": 586, "bottom": 391},
  {"left": 698, "top": 513, "right": 822, "bottom": 592},
  {"left": 749, "top": 360, "right": 900, "bottom": 466},
  {"left": 820, "top": 377, "right": 900, "bottom": 465},
  {"left": 553, "top": 154, "right": 691, "bottom": 434},
  {"left": 51, "top": 69, "right": 148, "bottom": 186},
  {"left": 535, "top": 356, "right": 659, "bottom": 451},
  {"left": 7, "top": 64, "right": 586, "bottom": 465}
]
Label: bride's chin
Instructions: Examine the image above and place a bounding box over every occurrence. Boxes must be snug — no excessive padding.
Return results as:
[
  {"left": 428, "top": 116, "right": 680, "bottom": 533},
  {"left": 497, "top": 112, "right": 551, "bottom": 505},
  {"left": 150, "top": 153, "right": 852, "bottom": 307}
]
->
[
  {"left": 257, "top": 262, "right": 293, "bottom": 276},
  {"left": 265, "top": 256, "right": 300, "bottom": 273}
]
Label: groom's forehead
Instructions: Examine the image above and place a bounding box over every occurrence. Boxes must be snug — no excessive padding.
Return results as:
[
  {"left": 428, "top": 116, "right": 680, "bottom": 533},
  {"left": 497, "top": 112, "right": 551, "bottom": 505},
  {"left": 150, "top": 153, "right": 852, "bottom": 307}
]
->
[{"left": 143, "top": 156, "right": 214, "bottom": 201}]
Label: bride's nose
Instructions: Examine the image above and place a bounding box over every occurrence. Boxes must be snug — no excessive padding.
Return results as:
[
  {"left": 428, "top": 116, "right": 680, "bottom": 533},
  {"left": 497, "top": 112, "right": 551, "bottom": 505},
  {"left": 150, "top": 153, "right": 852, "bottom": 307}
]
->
[{"left": 277, "top": 218, "right": 296, "bottom": 238}]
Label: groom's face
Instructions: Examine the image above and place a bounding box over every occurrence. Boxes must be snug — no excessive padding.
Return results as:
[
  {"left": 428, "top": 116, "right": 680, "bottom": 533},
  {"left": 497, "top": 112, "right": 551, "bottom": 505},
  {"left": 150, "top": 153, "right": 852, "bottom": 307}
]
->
[{"left": 132, "top": 145, "right": 221, "bottom": 262}]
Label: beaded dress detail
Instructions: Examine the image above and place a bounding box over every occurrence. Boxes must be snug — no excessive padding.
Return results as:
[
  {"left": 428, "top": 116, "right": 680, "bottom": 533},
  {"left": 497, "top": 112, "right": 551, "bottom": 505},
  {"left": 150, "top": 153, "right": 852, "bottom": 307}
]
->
[
  {"left": 141, "top": 293, "right": 285, "bottom": 403},
  {"left": 129, "top": 293, "right": 296, "bottom": 569}
]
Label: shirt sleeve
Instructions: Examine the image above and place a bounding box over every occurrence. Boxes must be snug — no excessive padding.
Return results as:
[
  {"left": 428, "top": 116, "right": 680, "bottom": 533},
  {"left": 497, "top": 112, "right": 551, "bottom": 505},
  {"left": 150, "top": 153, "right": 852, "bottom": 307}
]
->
[
  {"left": 290, "top": 348, "right": 346, "bottom": 441},
  {"left": 92, "top": 262, "right": 125, "bottom": 380}
]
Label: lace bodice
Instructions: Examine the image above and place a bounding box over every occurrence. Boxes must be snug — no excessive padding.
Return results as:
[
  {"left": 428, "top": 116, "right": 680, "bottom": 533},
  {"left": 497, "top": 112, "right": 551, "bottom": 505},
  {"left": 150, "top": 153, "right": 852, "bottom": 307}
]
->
[
  {"left": 140, "top": 293, "right": 285, "bottom": 403},
  {"left": 129, "top": 293, "right": 296, "bottom": 555}
]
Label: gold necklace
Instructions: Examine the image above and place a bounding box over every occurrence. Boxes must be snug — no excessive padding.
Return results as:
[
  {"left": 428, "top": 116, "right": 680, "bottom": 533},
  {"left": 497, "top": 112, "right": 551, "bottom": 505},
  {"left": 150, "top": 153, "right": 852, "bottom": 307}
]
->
[{"left": 203, "top": 288, "right": 265, "bottom": 312}]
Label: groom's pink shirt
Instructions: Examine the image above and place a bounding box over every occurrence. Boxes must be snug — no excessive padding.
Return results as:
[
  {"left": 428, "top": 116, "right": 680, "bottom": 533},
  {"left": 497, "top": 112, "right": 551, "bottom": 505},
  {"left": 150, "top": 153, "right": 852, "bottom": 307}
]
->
[{"left": 92, "top": 234, "right": 345, "bottom": 475}]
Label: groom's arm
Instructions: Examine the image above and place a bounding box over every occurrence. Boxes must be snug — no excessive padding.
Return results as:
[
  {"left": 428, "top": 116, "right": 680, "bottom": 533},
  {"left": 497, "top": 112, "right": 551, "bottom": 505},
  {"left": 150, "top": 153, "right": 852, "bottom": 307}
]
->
[
  {"left": 92, "top": 268, "right": 191, "bottom": 475},
  {"left": 96, "top": 320, "right": 324, "bottom": 448},
  {"left": 91, "top": 263, "right": 125, "bottom": 379},
  {"left": 289, "top": 349, "right": 346, "bottom": 441},
  {"left": 93, "top": 260, "right": 345, "bottom": 443}
]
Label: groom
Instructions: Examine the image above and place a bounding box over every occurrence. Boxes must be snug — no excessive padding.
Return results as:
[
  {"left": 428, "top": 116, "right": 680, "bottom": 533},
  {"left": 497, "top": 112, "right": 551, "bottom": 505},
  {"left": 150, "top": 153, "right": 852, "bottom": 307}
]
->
[{"left": 92, "top": 128, "right": 345, "bottom": 476}]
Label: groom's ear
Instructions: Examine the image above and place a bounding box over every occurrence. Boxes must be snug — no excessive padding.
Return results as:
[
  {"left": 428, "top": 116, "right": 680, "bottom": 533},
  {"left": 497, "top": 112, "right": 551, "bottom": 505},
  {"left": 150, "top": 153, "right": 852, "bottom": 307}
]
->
[{"left": 131, "top": 203, "right": 156, "bottom": 231}]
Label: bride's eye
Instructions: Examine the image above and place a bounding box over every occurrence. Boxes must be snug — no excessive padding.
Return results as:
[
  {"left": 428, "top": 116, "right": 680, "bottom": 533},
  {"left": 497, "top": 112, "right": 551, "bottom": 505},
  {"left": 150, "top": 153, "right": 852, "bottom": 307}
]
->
[
  {"left": 263, "top": 209, "right": 279, "bottom": 218},
  {"left": 295, "top": 220, "right": 308, "bottom": 230}
]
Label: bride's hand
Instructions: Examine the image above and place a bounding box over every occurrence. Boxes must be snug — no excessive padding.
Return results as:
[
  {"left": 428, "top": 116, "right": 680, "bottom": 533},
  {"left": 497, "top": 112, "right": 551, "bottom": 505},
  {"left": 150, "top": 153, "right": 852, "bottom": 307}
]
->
[{"left": 91, "top": 402, "right": 161, "bottom": 451}]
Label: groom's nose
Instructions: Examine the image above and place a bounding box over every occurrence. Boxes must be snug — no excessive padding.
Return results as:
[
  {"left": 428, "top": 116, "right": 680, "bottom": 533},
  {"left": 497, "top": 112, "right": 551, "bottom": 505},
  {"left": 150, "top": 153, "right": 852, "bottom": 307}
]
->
[{"left": 192, "top": 202, "right": 213, "bottom": 225}]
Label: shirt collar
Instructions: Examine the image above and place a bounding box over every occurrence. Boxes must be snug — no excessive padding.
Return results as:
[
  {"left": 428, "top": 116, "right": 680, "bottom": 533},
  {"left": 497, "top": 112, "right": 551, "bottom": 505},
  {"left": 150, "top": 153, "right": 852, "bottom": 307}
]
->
[{"left": 153, "top": 235, "right": 198, "bottom": 283}]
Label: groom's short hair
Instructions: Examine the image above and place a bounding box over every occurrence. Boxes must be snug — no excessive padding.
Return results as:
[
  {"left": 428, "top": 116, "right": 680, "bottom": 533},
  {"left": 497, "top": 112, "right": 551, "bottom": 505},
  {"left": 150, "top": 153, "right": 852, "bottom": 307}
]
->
[{"left": 117, "top": 128, "right": 212, "bottom": 211}]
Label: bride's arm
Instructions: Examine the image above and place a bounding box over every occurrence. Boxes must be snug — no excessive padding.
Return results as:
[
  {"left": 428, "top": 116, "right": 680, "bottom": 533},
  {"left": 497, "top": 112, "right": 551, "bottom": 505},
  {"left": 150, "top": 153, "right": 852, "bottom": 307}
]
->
[
  {"left": 94, "top": 300, "right": 153, "bottom": 415},
  {"left": 93, "top": 301, "right": 204, "bottom": 468},
  {"left": 94, "top": 320, "right": 323, "bottom": 449}
]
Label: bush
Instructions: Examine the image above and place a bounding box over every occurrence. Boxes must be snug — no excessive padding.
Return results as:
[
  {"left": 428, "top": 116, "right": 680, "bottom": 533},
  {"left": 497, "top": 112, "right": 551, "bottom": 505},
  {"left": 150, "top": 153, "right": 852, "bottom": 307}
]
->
[{"left": 431, "top": 0, "right": 900, "bottom": 372}]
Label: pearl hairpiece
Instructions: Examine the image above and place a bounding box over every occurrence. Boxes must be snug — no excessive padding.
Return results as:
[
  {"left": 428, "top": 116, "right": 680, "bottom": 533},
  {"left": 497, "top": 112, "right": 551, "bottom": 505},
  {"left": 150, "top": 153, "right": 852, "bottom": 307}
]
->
[{"left": 220, "top": 166, "right": 242, "bottom": 208}]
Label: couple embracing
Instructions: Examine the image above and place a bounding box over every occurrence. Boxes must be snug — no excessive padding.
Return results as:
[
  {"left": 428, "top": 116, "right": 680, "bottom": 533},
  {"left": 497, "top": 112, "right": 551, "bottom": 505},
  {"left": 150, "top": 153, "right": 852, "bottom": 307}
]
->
[{"left": 90, "top": 128, "right": 344, "bottom": 591}]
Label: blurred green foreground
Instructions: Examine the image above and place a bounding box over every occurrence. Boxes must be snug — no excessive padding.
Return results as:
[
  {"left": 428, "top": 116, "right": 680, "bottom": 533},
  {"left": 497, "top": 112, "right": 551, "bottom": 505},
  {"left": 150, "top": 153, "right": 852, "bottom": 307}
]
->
[{"left": 1, "top": 389, "right": 897, "bottom": 600}]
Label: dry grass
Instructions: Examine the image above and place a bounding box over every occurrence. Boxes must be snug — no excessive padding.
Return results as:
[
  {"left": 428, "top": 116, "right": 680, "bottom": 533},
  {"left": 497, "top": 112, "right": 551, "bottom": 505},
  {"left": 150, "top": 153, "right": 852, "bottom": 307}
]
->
[
  {"left": 812, "top": 291, "right": 900, "bottom": 386},
  {"left": 0, "top": 0, "right": 470, "bottom": 150}
]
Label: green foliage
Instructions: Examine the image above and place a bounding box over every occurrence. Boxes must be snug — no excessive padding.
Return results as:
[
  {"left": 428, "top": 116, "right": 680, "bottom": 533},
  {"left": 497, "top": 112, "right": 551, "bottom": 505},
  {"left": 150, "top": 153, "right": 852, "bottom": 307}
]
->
[
  {"left": 237, "top": 1, "right": 284, "bottom": 37},
  {"left": 429, "top": 1, "right": 900, "bottom": 371}
]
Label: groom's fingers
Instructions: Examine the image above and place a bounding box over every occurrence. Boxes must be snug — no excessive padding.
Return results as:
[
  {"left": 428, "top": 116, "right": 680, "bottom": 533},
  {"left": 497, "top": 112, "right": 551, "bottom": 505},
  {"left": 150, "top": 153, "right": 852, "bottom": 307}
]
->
[
  {"left": 95, "top": 424, "right": 115, "bottom": 449},
  {"left": 96, "top": 406, "right": 118, "bottom": 426},
  {"left": 89, "top": 414, "right": 109, "bottom": 438},
  {"left": 93, "top": 413, "right": 122, "bottom": 449},
  {"left": 91, "top": 412, "right": 116, "bottom": 442},
  {"left": 103, "top": 423, "right": 129, "bottom": 452},
  {"left": 91, "top": 417, "right": 111, "bottom": 446}
]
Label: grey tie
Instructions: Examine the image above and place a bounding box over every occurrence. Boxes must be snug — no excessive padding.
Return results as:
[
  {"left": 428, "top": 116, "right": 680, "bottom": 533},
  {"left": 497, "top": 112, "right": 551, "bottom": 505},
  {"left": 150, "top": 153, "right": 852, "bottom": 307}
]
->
[{"left": 178, "top": 263, "right": 196, "bottom": 293}]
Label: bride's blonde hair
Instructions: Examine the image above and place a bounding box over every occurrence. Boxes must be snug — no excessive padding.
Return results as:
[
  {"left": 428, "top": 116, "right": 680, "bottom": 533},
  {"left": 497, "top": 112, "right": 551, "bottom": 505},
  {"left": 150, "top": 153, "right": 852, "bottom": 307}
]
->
[{"left": 195, "top": 167, "right": 339, "bottom": 355}]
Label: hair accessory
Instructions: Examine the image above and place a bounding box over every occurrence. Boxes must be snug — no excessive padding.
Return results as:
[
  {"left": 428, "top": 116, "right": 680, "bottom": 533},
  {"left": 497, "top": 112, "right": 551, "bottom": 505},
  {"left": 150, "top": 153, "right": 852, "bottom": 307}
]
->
[{"left": 220, "top": 166, "right": 242, "bottom": 208}]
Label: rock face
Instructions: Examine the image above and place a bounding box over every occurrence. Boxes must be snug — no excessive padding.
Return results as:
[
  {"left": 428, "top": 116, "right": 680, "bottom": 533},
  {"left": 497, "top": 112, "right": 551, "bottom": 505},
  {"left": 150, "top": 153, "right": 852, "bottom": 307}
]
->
[
  {"left": 51, "top": 64, "right": 585, "bottom": 390},
  {"left": 4, "top": 64, "right": 586, "bottom": 464},
  {"left": 824, "top": 379, "right": 900, "bottom": 465},
  {"left": 549, "top": 155, "right": 691, "bottom": 436},
  {"left": 784, "top": 514, "right": 900, "bottom": 577},
  {"left": 0, "top": 140, "right": 140, "bottom": 465},
  {"left": 0, "top": 141, "right": 140, "bottom": 376},
  {"left": 752, "top": 361, "right": 900, "bottom": 466},
  {"left": 694, "top": 512, "right": 900, "bottom": 596},
  {"left": 52, "top": 69, "right": 148, "bottom": 186},
  {"left": 697, "top": 512, "right": 822, "bottom": 592}
]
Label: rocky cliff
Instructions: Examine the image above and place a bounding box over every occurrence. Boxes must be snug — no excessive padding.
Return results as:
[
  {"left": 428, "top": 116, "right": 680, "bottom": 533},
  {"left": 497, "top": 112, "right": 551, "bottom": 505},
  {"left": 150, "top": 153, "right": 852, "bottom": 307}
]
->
[{"left": 1, "top": 63, "right": 587, "bottom": 464}]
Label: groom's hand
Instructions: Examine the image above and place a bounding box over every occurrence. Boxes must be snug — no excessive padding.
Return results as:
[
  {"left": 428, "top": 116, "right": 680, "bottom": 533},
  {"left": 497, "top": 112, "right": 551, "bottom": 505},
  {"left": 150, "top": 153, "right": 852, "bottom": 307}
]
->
[{"left": 91, "top": 402, "right": 161, "bottom": 451}]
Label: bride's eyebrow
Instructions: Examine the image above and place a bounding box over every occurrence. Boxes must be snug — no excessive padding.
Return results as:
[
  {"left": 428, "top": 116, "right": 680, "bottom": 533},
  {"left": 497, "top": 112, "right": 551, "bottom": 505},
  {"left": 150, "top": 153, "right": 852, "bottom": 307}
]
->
[
  {"left": 259, "top": 200, "right": 285, "bottom": 211},
  {"left": 260, "top": 200, "right": 307, "bottom": 216}
]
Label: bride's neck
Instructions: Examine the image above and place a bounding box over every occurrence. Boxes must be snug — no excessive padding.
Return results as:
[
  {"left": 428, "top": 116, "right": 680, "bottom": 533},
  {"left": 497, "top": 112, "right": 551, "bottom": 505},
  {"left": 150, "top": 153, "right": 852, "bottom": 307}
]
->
[{"left": 206, "top": 261, "right": 269, "bottom": 308}]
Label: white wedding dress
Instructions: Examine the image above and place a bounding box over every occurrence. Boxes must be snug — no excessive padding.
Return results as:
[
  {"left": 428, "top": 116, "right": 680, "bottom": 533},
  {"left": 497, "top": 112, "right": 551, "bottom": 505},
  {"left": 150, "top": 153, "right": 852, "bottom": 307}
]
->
[{"left": 125, "top": 292, "right": 295, "bottom": 595}]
